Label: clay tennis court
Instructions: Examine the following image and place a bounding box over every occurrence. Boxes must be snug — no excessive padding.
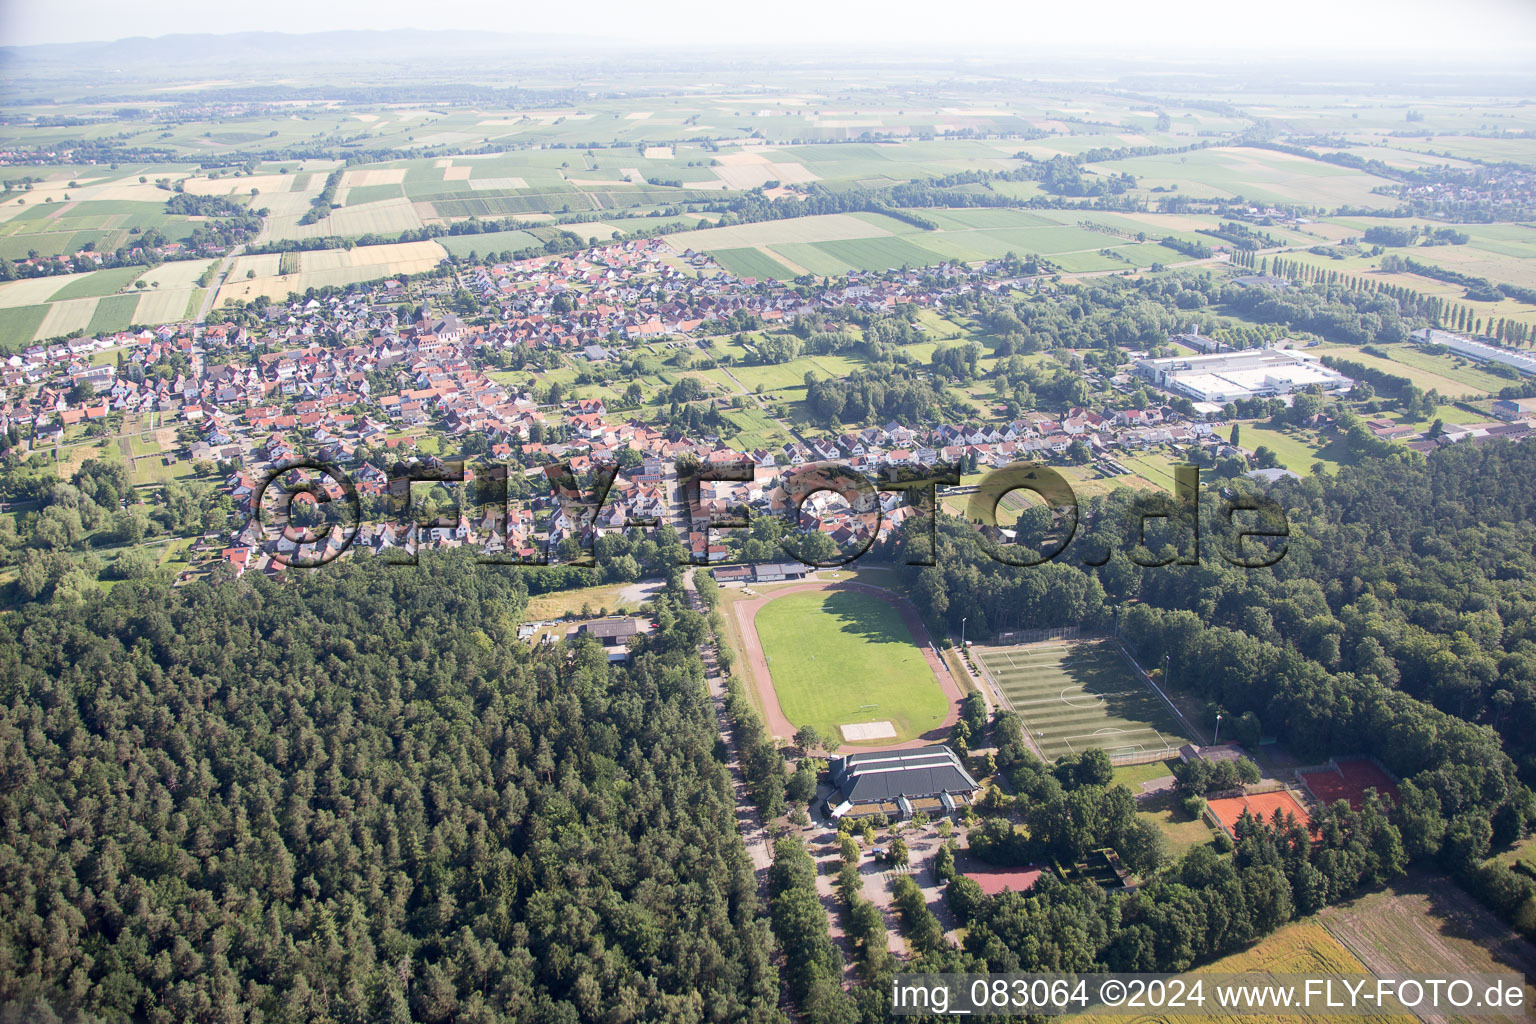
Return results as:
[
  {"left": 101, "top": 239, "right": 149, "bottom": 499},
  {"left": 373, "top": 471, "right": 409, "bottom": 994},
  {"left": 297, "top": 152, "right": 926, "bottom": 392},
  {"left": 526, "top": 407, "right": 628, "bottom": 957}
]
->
[
  {"left": 1297, "top": 758, "right": 1400, "bottom": 811},
  {"left": 1207, "top": 789, "right": 1313, "bottom": 838}
]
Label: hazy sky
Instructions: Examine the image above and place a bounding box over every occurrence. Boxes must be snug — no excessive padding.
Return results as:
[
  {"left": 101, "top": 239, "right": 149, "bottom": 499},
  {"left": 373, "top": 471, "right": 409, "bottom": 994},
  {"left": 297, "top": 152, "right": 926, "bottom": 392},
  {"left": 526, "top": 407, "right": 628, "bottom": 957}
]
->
[{"left": 4, "top": 0, "right": 1536, "bottom": 55}]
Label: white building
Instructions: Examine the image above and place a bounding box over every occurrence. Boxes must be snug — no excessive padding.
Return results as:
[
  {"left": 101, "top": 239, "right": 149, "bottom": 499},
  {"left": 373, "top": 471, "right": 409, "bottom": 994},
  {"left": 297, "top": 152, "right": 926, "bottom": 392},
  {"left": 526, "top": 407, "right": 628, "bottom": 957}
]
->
[
  {"left": 1413, "top": 329, "right": 1536, "bottom": 377},
  {"left": 1135, "top": 348, "right": 1353, "bottom": 404}
]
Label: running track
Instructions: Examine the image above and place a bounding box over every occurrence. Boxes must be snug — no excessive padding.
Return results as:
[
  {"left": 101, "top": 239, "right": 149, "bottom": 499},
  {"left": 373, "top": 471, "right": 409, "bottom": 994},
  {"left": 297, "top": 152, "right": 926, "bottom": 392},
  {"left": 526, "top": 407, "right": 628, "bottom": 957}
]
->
[{"left": 730, "top": 580, "right": 964, "bottom": 754}]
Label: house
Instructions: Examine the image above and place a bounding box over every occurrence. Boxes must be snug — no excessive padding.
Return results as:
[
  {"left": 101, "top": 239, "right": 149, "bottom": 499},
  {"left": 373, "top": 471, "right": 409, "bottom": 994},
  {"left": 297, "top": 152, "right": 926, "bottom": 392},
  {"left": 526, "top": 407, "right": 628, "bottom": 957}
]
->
[
  {"left": 577, "top": 617, "right": 644, "bottom": 661},
  {"left": 825, "top": 745, "right": 981, "bottom": 820},
  {"left": 1492, "top": 396, "right": 1536, "bottom": 420}
]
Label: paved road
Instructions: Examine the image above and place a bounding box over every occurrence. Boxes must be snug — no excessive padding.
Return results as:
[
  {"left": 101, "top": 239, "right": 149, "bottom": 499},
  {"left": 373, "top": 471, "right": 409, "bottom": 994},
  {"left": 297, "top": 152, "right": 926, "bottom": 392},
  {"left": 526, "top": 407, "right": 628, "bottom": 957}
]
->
[{"left": 682, "top": 571, "right": 773, "bottom": 877}]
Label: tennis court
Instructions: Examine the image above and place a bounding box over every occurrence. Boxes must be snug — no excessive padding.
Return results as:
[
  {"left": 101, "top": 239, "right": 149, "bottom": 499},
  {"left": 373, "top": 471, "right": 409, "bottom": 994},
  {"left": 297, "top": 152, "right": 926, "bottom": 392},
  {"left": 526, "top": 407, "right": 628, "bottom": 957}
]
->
[
  {"left": 1207, "top": 789, "right": 1314, "bottom": 839},
  {"left": 975, "top": 639, "right": 1192, "bottom": 761}
]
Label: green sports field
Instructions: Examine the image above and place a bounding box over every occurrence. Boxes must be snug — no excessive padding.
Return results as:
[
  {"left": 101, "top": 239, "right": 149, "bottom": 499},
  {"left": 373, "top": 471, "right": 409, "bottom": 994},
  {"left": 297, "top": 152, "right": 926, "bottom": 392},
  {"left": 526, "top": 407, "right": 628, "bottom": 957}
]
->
[
  {"left": 977, "top": 639, "right": 1192, "bottom": 761},
  {"left": 753, "top": 588, "right": 948, "bottom": 745}
]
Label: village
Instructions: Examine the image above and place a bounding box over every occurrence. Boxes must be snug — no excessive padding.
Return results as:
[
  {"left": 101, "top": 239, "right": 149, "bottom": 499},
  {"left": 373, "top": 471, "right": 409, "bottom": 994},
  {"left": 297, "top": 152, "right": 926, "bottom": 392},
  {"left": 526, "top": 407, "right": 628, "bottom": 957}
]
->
[{"left": 16, "top": 232, "right": 1522, "bottom": 585}]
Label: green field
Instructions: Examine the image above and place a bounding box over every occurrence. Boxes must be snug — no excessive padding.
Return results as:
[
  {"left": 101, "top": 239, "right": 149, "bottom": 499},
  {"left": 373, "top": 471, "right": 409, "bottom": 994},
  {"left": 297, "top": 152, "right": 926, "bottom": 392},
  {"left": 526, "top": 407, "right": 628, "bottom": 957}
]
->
[
  {"left": 1242, "top": 423, "right": 1348, "bottom": 474},
  {"left": 48, "top": 266, "right": 144, "bottom": 301},
  {"left": 977, "top": 639, "right": 1192, "bottom": 761},
  {"left": 86, "top": 293, "right": 140, "bottom": 335},
  {"left": 0, "top": 304, "right": 50, "bottom": 349},
  {"left": 712, "top": 246, "right": 796, "bottom": 280},
  {"left": 437, "top": 228, "right": 543, "bottom": 257},
  {"left": 753, "top": 588, "right": 948, "bottom": 745}
]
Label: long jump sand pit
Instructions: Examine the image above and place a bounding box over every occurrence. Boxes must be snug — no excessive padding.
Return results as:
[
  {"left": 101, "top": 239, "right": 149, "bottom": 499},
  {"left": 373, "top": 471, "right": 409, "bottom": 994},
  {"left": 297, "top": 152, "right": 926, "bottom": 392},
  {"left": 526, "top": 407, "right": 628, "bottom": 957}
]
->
[{"left": 840, "top": 721, "right": 897, "bottom": 742}]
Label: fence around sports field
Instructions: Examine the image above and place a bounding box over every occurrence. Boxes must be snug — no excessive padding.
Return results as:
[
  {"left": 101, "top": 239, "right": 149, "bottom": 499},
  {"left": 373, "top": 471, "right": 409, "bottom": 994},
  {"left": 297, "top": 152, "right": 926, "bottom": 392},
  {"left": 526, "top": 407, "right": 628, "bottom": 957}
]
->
[{"left": 974, "top": 637, "right": 1195, "bottom": 763}]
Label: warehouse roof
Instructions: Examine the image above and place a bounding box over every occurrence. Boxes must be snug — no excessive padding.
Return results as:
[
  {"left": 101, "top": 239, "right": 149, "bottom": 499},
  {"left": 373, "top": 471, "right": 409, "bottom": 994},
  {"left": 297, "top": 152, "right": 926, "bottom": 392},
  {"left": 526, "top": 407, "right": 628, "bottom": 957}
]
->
[{"left": 827, "top": 745, "right": 979, "bottom": 806}]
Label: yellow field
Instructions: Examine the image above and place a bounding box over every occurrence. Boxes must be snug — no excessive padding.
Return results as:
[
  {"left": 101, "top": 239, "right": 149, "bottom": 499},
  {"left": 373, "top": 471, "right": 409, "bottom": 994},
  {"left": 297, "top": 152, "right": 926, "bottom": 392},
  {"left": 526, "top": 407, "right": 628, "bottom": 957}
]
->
[
  {"left": 666, "top": 212, "right": 891, "bottom": 250},
  {"left": 0, "top": 273, "right": 113, "bottom": 308},
  {"left": 134, "top": 286, "right": 199, "bottom": 325},
  {"left": 36, "top": 296, "right": 100, "bottom": 338},
  {"left": 258, "top": 190, "right": 321, "bottom": 218},
  {"left": 299, "top": 240, "right": 444, "bottom": 272},
  {"left": 1067, "top": 921, "right": 1413, "bottom": 1024},
  {"left": 180, "top": 174, "right": 295, "bottom": 196},
  {"left": 466, "top": 177, "right": 531, "bottom": 191},
  {"left": 1, "top": 178, "right": 185, "bottom": 207},
  {"left": 133, "top": 259, "right": 217, "bottom": 290},
  {"left": 227, "top": 253, "right": 283, "bottom": 279},
  {"left": 215, "top": 240, "right": 446, "bottom": 305},
  {"left": 1318, "top": 870, "right": 1536, "bottom": 1015},
  {"left": 268, "top": 197, "right": 424, "bottom": 241},
  {"left": 339, "top": 168, "right": 407, "bottom": 188},
  {"left": 709, "top": 148, "right": 819, "bottom": 189}
]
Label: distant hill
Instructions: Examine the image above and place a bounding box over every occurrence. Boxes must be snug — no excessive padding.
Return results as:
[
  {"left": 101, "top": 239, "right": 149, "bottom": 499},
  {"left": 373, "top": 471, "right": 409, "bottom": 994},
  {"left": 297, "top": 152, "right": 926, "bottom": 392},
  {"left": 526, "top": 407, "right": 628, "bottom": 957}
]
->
[{"left": 0, "top": 28, "right": 607, "bottom": 69}]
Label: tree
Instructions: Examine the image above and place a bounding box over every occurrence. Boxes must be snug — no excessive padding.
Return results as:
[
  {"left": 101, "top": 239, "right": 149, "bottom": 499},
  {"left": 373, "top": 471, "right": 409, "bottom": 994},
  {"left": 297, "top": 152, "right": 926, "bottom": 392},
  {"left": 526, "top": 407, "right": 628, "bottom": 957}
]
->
[
  {"left": 787, "top": 756, "right": 818, "bottom": 803},
  {"left": 793, "top": 724, "right": 824, "bottom": 753}
]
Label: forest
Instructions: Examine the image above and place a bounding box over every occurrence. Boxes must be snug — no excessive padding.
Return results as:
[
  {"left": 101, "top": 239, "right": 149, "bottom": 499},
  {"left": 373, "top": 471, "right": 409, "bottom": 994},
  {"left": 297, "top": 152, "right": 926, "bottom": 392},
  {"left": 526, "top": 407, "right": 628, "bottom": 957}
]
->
[{"left": 0, "top": 557, "right": 782, "bottom": 1024}]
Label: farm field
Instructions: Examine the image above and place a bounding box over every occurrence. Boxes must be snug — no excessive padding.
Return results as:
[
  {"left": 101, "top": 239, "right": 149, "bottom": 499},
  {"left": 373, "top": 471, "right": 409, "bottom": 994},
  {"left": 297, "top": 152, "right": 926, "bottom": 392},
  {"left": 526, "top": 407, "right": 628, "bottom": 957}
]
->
[
  {"left": 752, "top": 588, "right": 948, "bottom": 745},
  {"left": 436, "top": 228, "right": 543, "bottom": 257},
  {"left": 214, "top": 240, "right": 447, "bottom": 305},
  {"left": 976, "top": 638, "right": 1193, "bottom": 761},
  {"left": 1068, "top": 920, "right": 1416, "bottom": 1024},
  {"left": 1088, "top": 145, "right": 1406, "bottom": 210},
  {"left": 671, "top": 208, "right": 1230, "bottom": 276},
  {"left": 1318, "top": 869, "right": 1536, "bottom": 1018}
]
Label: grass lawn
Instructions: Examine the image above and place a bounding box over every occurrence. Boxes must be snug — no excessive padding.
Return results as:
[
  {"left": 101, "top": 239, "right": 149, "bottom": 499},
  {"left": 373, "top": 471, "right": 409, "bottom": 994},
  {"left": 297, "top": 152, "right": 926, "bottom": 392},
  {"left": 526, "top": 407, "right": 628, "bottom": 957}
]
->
[
  {"left": 524, "top": 581, "right": 651, "bottom": 621},
  {"left": 1242, "top": 423, "right": 1348, "bottom": 474},
  {"left": 1135, "top": 791, "right": 1217, "bottom": 860},
  {"left": 1313, "top": 342, "right": 1510, "bottom": 399},
  {"left": 1111, "top": 758, "right": 1179, "bottom": 791},
  {"left": 753, "top": 588, "right": 948, "bottom": 745},
  {"left": 1386, "top": 345, "right": 1519, "bottom": 396}
]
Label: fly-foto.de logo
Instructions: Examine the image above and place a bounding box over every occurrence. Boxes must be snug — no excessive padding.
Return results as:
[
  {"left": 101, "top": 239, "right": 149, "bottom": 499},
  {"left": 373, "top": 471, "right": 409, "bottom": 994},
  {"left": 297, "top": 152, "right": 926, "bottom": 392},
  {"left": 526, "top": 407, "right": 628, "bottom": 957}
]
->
[{"left": 247, "top": 457, "right": 1288, "bottom": 570}]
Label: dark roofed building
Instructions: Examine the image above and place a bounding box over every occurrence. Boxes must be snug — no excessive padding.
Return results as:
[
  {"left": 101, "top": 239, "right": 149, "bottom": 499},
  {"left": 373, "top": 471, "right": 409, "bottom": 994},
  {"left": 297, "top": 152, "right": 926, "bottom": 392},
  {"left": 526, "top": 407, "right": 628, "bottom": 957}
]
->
[
  {"left": 712, "top": 565, "right": 752, "bottom": 584},
  {"left": 575, "top": 618, "right": 644, "bottom": 662},
  {"left": 581, "top": 618, "right": 640, "bottom": 641},
  {"left": 825, "top": 745, "right": 981, "bottom": 820},
  {"left": 752, "top": 562, "right": 810, "bottom": 583}
]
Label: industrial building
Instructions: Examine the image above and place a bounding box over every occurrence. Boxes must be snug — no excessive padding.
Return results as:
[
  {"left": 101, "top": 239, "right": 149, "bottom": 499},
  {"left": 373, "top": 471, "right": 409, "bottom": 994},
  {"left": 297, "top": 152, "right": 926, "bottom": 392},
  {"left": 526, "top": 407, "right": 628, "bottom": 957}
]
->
[
  {"left": 1135, "top": 348, "right": 1353, "bottom": 404},
  {"left": 1413, "top": 329, "right": 1536, "bottom": 377}
]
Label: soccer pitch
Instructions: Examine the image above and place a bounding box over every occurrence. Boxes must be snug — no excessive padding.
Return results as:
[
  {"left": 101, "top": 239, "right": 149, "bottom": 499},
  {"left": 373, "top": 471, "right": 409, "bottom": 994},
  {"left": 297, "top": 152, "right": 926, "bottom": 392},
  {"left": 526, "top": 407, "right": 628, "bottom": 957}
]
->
[{"left": 976, "top": 639, "right": 1191, "bottom": 761}]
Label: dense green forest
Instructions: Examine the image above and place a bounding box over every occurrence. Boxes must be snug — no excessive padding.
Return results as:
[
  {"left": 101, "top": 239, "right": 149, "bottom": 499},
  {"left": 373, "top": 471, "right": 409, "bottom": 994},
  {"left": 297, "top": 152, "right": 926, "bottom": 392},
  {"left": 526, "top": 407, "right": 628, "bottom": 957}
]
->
[{"left": 0, "top": 558, "right": 781, "bottom": 1024}]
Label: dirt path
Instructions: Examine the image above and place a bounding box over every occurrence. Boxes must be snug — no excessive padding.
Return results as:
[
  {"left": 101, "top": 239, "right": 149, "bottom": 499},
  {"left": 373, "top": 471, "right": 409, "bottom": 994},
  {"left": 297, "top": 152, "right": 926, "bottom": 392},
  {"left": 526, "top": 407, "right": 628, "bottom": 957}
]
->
[{"left": 729, "top": 579, "right": 964, "bottom": 753}]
